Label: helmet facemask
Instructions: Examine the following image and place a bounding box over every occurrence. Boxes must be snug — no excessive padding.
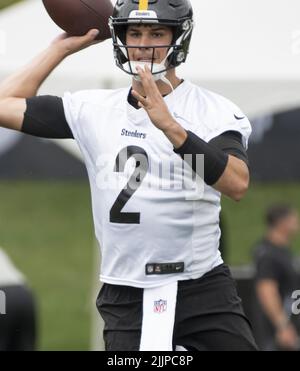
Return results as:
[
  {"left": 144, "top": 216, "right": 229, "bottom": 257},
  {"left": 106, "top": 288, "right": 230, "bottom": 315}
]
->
[{"left": 109, "top": 18, "right": 194, "bottom": 81}]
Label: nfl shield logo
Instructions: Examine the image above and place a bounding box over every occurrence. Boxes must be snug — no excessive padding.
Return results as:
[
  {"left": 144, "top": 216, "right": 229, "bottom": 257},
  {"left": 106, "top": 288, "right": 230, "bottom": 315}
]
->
[{"left": 154, "top": 299, "right": 167, "bottom": 314}]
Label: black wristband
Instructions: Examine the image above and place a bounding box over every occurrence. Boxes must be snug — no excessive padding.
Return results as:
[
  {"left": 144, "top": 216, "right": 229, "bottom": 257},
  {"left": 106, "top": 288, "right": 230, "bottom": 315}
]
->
[{"left": 174, "top": 130, "right": 229, "bottom": 186}]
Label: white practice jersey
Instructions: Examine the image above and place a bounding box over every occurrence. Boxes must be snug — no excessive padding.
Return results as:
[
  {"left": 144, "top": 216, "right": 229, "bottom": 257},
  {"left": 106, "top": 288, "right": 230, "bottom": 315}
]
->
[{"left": 62, "top": 80, "right": 252, "bottom": 288}]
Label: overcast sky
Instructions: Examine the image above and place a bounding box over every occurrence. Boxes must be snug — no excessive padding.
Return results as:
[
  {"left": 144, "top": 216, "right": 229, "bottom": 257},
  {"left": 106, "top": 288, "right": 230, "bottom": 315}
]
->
[
  {"left": 0, "top": 0, "right": 300, "bottom": 81},
  {"left": 0, "top": 0, "right": 299, "bottom": 151}
]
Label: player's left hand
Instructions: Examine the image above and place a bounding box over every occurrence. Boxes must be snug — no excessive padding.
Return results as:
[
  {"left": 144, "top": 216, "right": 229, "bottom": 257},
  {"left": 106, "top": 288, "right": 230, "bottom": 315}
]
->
[{"left": 131, "top": 65, "right": 176, "bottom": 132}]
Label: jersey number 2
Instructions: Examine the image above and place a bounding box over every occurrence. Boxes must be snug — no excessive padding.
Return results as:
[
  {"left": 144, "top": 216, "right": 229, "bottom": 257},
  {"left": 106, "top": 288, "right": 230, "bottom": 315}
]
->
[{"left": 110, "top": 146, "right": 149, "bottom": 224}]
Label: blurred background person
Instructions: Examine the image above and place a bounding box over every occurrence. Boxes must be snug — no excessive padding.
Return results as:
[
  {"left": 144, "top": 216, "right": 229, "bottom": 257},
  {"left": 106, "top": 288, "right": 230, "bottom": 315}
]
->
[
  {"left": 0, "top": 248, "right": 36, "bottom": 351},
  {"left": 254, "top": 205, "right": 300, "bottom": 351}
]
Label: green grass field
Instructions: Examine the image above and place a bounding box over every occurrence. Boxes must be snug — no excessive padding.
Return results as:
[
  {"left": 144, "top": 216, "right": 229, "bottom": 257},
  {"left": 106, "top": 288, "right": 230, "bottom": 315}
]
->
[
  {"left": 0, "top": 181, "right": 94, "bottom": 351},
  {"left": 0, "top": 0, "right": 23, "bottom": 11},
  {"left": 222, "top": 182, "right": 300, "bottom": 265},
  {"left": 0, "top": 180, "right": 299, "bottom": 350}
]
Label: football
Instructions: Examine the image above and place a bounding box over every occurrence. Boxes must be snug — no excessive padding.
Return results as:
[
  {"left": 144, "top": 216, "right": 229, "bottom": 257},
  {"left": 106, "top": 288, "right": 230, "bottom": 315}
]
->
[{"left": 42, "top": 0, "right": 114, "bottom": 41}]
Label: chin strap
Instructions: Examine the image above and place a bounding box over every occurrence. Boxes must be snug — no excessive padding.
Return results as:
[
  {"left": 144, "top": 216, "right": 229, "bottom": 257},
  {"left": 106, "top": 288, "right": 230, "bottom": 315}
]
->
[
  {"left": 160, "top": 75, "right": 174, "bottom": 92},
  {"left": 131, "top": 61, "right": 174, "bottom": 89},
  {"left": 161, "top": 75, "right": 176, "bottom": 115}
]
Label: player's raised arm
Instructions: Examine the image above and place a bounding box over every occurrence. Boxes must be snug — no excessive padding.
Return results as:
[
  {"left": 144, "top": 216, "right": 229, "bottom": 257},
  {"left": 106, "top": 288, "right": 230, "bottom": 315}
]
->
[
  {"left": 0, "top": 29, "right": 100, "bottom": 131},
  {"left": 132, "top": 66, "right": 250, "bottom": 202}
]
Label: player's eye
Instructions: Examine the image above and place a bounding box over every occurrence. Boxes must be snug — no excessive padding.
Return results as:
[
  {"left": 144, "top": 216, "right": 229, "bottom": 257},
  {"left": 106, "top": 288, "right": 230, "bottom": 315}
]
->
[
  {"left": 129, "top": 32, "right": 141, "bottom": 38},
  {"left": 152, "top": 32, "right": 164, "bottom": 38}
]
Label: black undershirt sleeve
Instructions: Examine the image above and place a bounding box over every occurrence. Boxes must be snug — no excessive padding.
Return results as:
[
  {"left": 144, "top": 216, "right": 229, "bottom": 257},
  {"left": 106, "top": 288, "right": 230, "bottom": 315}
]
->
[
  {"left": 173, "top": 130, "right": 249, "bottom": 186},
  {"left": 209, "top": 131, "right": 249, "bottom": 167},
  {"left": 22, "top": 96, "right": 73, "bottom": 139}
]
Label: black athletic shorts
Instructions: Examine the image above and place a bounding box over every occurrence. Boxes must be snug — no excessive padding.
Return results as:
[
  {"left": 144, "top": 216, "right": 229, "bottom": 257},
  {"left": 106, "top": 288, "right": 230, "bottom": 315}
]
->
[{"left": 96, "top": 264, "right": 258, "bottom": 351}]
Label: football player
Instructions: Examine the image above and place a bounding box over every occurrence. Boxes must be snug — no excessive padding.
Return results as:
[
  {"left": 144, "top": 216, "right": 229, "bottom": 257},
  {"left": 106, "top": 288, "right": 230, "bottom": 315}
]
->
[{"left": 0, "top": 0, "right": 257, "bottom": 351}]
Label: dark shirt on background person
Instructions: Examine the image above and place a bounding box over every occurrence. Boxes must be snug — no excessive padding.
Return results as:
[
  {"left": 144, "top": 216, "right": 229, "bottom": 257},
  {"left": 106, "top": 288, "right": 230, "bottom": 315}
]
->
[{"left": 254, "top": 239, "right": 299, "bottom": 350}]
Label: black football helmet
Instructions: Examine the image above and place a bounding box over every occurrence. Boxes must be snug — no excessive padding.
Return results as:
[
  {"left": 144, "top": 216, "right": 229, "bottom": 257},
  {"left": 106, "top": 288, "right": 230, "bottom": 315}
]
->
[{"left": 109, "top": 0, "right": 194, "bottom": 78}]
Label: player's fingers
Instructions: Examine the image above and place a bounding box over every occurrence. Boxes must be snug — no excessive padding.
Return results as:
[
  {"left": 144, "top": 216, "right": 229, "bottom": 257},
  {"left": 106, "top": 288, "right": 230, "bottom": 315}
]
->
[
  {"left": 137, "top": 66, "right": 160, "bottom": 98},
  {"left": 136, "top": 66, "right": 153, "bottom": 93},
  {"left": 79, "top": 29, "right": 101, "bottom": 46},
  {"left": 144, "top": 64, "right": 157, "bottom": 81},
  {"left": 70, "top": 29, "right": 100, "bottom": 48},
  {"left": 143, "top": 65, "right": 162, "bottom": 96},
  {"left": 86, "top": 29, "right": 100, "bottom": 40},
  {"left": 138, "top": 101, "right": 146, "bottom": 110},
  {"left": 131, "top": 90, "right": 148, "bottom": 106}
]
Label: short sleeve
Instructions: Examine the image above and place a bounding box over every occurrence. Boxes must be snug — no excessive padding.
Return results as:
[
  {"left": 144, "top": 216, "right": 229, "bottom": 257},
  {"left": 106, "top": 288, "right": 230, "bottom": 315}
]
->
[
  {"left": 61, "top": 89, "right": 112, "bottom": 141},
  {"left": 254, "top": 247, "right": 282, "bottom": 282},
  {"left": 61, "top": 91, "right": 83, "bottom": 140},
  {"left": 204, "top": 94, "right": 252, "bottom": 150}
]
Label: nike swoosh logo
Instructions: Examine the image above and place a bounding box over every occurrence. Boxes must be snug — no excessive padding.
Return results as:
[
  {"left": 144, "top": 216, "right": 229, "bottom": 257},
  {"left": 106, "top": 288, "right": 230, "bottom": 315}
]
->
[{"left": 234, "top": 114, "right": 245, "bottom": 120}]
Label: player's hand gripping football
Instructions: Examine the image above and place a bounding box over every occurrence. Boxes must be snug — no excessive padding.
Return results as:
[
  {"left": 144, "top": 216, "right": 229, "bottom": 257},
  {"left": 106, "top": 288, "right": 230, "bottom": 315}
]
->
[
  {"left": 132, "top": 65, "right": 177, "bottom": 133},
  {"left": 50, "top": 29, "right": 101, "bottom": 57}
]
